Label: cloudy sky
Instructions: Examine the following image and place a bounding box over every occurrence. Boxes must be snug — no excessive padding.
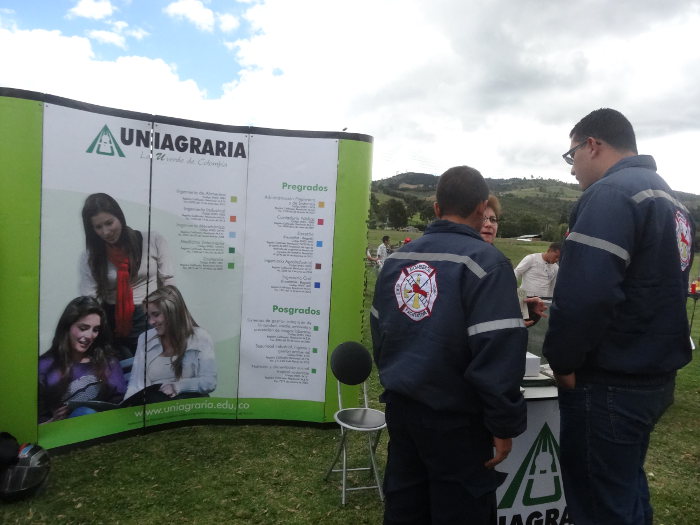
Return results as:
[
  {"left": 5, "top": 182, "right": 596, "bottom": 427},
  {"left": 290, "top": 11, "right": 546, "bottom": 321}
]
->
[{"left": 1, "top": 0, "right": 699, "bottom": 193}]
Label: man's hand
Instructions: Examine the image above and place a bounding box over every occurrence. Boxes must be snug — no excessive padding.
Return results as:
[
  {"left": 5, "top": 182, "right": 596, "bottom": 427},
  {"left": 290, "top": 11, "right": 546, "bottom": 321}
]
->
[
  {"left": 554, "top": 372, "right": 576, "bottom": 390},
  {"left": 485, "top": 437, "right": 512, "bottom": 468},
  {"left": 524, "top": 296, "right": 547, "bottom": 326}
]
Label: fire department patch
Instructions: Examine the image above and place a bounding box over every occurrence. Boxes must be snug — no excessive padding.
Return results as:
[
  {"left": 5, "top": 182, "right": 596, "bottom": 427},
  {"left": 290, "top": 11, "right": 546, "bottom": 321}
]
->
[
  {"left": 675, "top": 210, "right": 691, "bottom": 271},
  {"left": 394, "top": 262, "right": 438, "bottom": 321}
]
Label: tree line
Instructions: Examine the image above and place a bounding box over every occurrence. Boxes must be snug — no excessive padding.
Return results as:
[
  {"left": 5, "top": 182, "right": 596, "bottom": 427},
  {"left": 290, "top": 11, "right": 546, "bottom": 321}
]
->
[{"left": 369, "top": 173, "right": 700, "bottom": 244}]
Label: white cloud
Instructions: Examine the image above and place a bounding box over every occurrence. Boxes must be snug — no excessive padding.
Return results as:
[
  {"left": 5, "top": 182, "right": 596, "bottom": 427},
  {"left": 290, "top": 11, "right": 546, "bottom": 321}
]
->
[
  {"left": 164, "top": 0, "right": 215, "bottom": 32},
  {"left": 126, "top": 27, "right": 149, "bottom": 40},
  {"left": 87, "top": 29, "right": 125, "bottom": 48},
  {"left": 218, "top": 13, "right": 240, "bottom": 33},
  {"left": 84, "top": 21, "right": 148, "bottom": 48},
  {"left": 0, "top": 9, "right": 17, "bottom": 30},
  {"left": 68, "top": 0, "right": 115, "bottom": 20},
  {"left": 1, "top": 0, "right": 699, "bottom": 194},
  {"left": 0, "top": 27, "right": 205, "bottom": 116},
  {"left": 111, "top": 21, "right": 128, "bottom": 32}
]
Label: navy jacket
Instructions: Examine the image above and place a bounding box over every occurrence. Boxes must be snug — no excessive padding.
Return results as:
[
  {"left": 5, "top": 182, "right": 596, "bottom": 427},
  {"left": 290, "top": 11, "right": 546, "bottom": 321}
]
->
[
  {"left": 371, "top": 220, "right": 527, "bottom": 439},
  {"left": 543, "top": 155, "right": 695, "bottom": 380}
]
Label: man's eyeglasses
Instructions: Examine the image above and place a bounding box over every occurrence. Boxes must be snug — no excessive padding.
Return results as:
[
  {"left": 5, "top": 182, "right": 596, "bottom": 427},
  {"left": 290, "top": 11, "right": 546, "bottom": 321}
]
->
[
  {"left": 562, "top": 139, "right": 588, "bottom": 165},
  {"left": 482, "top": 216, "right": 498, "bottom": 224}
]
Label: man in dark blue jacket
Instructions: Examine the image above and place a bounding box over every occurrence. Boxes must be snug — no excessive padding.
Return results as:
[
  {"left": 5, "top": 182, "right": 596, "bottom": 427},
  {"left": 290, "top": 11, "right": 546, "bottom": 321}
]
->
[
  {"left": 371, "top": 166, "right": 527, "bottom": 524},
  {"left": 543, "top": 108, "right": 695, "bottom": 525}
]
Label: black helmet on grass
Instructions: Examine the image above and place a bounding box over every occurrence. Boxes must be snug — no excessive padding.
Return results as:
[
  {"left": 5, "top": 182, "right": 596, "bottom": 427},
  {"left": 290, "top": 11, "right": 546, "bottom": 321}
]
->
[{"left": 0, "top": 442, "right": 51, "bottom": 502}]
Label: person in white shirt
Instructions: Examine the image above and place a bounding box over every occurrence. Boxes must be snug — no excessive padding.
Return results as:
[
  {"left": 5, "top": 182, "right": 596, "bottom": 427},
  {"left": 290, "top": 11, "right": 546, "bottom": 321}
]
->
[
  {"left": 514, "top": 243, "right": 561, "bottom": 298},
  {"left": 376, "top": 235, "right": 392, "bottom": 269}
]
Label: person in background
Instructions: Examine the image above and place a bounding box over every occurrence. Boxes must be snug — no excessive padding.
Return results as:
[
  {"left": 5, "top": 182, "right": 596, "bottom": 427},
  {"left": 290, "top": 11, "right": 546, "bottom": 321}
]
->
[
  {"left": 376, "top": 235, "right": 392, "bottom": 269},
  {"left": 481, "top": 194, "right": 545, "bottom": 326},
  {"left": 372, "top": 166, "right": 527, "bottom": 524},
  {"left": 543, "top": 108, "right": 695, "bottom": 525},
  {"left": 80, "top": 193, "right": 175, "bottom": 357},
  {"left": 514, "top": 243, "right": 561, "bottom": 298},
  {"left": 479, "top": 194, "right": 501, "bottom": 245},
  {"left": 38, "top": 297, "right": 125, "bottom": 423},
  {"left": 124, "top": 285, "right": 216, "bottom": 403}
]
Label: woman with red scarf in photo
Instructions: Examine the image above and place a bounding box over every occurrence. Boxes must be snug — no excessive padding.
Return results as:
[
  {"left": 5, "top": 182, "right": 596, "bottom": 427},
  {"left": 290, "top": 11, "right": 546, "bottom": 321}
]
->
[{"left": 79, "top": 193, "right": 175, "bottom": 358}]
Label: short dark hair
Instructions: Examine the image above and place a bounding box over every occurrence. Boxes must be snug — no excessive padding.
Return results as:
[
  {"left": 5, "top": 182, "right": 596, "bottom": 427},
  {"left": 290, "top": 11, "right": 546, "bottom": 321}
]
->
[
  {"left": 382, "top": 235, "right": 390, "bottom": 243},
  {"left": 548, "top": 242, "right": 562, "bottom": 252},
  {"left": 436, "top": 166, "right": 488, "bottom": 218},
  {"left": 570, "top": 108, "right": 638, "bottom": 154}
]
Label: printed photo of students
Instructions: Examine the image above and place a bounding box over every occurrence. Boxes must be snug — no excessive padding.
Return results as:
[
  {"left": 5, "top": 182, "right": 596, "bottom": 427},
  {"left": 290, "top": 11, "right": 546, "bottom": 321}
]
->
[
  {"left": 80, "top": 193, "right": 175, "bottom": 357},
  {"left": 38, "top": 297, "right": 126, "bottom": 423},
  {"left": 124, "top": 285, "right": 217, "bottom": 404}
]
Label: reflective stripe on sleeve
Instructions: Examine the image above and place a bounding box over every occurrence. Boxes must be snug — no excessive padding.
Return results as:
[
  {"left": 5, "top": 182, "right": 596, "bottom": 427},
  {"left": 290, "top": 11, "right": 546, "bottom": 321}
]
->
[
  {"left": 632, "top": 189, "right": 689, "bottom": 213},
  {"left": 467, "top": 318, "right": 525, "bottom": 336},
  {"left": 566, "top": 232, "right": 631, "bottom": 265},
  {"left": 388, "top": 251, "right": 487, "bottom": 278},
  {"left": 370, "top": 306, "right": 379, "bottom": 319}
]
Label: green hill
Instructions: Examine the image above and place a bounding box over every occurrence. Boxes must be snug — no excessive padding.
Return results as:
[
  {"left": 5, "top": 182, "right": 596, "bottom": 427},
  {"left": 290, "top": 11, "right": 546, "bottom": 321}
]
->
[{"left": 371, "top": 172, "right": 700, "bottom": 241}]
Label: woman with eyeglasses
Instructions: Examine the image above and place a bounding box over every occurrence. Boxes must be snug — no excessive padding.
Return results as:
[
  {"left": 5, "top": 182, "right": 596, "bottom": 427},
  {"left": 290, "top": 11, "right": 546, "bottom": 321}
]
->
[
  {"left": 480, "top": 194, "right": 546, "bottom": 326},
  {"left": 480, "top": 194, "right": 501, "bottom": 244}
]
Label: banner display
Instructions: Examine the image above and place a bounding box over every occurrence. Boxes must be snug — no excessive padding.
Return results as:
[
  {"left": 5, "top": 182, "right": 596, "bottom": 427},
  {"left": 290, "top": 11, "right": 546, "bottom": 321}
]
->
[
  {"left": 38, "top": 103, "right": 153, "bottom": 447},
  {"left": 237, "top": 134, "right": 339, "bottom": 419},
  {"left": 147, "top": 120, "right": 250, "bottom": 425},
  {"left": 0, "top": 89, "right": 372, "bottom": 449}
]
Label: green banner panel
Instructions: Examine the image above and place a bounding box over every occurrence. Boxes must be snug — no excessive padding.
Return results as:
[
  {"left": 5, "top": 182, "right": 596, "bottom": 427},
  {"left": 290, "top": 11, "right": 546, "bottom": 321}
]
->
[
  {"left": 0, "top": 96, "right": 43, "bottom": 443},
  {"left": 325, "top": 139, "right": 373, "bottom": 419}
]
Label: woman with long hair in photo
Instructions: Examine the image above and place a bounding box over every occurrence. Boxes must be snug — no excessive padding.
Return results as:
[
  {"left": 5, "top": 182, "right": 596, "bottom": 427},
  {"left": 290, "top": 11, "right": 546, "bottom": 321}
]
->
[
  {"left": 124, "top": 285, "right": 217, "bottom": 403},
  {"left": 80, "top": 193, "right": 174, "bottom": 357},
  {"left": 38, "top": 296, "right": 126, "bottom": 423}
]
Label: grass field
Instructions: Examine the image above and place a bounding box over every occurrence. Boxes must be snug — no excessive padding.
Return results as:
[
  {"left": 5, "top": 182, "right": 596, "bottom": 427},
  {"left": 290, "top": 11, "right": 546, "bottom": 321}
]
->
[{"left": 2, "top": 230, "right": 698, "bottom": 524}]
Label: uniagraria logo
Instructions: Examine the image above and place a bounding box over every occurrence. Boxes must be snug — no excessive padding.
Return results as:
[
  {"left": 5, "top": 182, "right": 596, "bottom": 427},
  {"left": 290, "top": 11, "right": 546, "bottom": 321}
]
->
[
  {"left": 86, "top": 125, "right": 126, "bottom": 157},
  {"left": 499, "top": 423, "right": 562, "bottom": 508},
  {"left": 497, "top": 423, "right": 573, "bottom": 524}
]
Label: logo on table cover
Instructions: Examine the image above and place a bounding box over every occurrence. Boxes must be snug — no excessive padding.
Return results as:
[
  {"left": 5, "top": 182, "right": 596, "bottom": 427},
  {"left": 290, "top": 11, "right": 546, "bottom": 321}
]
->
[
  {"left": 675, "top": 210, "right": 691, "bottom": 271},
  {"left": 498, "top": 423, "right": 562, "bottom": 509},
  {"left": 86, "top": 125, "right": 126, "bottom": 157},
  {"left": 393, "top": 262, "right": 438, "bottom": 321}
]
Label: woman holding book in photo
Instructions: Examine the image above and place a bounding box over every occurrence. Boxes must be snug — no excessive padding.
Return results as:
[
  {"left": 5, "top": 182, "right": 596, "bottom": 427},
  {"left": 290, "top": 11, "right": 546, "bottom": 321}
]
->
[
  {"left": 124, "top": 285, "right": 217, "bottom": 403},
  {"left": 79, "top": 193, "right": 175, "bottom": 357},
  {"left": 38, "top": 297, "right": 126, "bottom": 423}
]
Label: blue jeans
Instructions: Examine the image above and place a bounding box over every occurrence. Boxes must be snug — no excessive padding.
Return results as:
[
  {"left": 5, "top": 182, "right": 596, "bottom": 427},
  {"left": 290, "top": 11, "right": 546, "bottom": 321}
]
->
[{"left": 557, "top": 378, "right": 675, "bottom": 525}]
